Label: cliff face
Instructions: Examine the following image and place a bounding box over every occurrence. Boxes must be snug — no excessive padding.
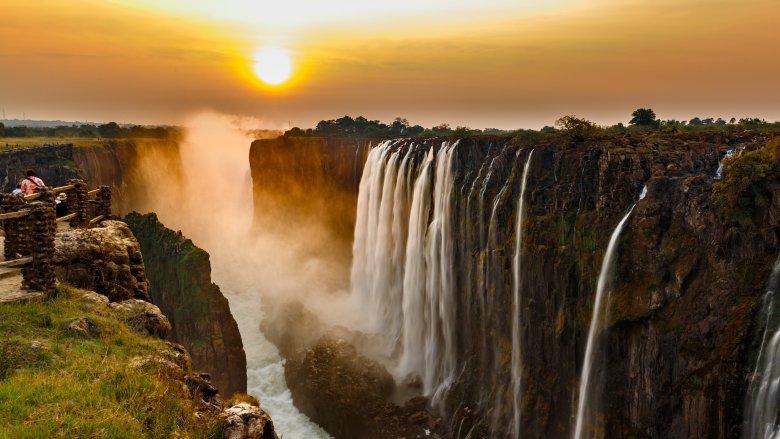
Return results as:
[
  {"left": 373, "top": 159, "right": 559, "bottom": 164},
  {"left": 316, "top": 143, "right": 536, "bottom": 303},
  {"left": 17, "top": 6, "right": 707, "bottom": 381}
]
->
[
  {"left": 0, "top": 140, "right": 182, "bottom": 215},
  {"left": 249, "top": 132, "right": 780, "bottom": 438},
  {"left": 124, "top": 212, "right": 247, "bottom": 398},
  {"left": 72, "top": 139, "right": 183, "bottom": 215},
  {"left": 249, "top": 137, "right": 370, "bottom": 270},
  {"left": 0, "top": 144, "right": 81, "bottom": 191}
]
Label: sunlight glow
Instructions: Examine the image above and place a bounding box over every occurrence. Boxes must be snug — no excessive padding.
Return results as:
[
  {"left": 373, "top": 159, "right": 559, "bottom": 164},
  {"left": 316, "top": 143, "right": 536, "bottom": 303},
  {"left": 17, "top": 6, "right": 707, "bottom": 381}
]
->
[
  {"left": 252, "top": 47, "right": 292, "bottom": 86},
  {"left": 108, "top": 0, "right": 568, "bottom": 31}
]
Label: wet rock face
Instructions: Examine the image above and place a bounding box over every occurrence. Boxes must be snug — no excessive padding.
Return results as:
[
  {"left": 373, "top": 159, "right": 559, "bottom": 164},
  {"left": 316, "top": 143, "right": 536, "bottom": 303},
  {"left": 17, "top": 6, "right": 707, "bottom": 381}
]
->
[
  {"left": 286, "top": 336, "right": 442, "bottom": 439},
  {"left": 53, "top": 220, "right": 151, "bottom": 302},
  {"left": 124, "top": 212, "right": 247, "bottom": 399},
  {"left": 262, "top": 298, "right": 444, "bottom": 439},
  {"left": 251, "top": 132, "right": 779, "bottom": 438}
]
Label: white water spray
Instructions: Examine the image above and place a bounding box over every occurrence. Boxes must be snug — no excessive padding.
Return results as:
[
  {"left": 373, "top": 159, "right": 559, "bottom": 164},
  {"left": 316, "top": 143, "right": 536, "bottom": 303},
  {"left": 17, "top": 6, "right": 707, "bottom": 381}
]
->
[
  {"left": 351, "top": 140, "right": 459, "bottom": 402},
  {"left": 742, "top": 253, "right": 780, "bottom": 439},
  {"left": 511, "top": 150, "right": 534, "bottom": 438},
  {"left": 135, "top": 112, "right": 331, "bottom": 438},
  {"left": 573, "top": 185, "right": 647, "bottom": 439},
  {"left": 715, "top": 148, "right": 736, "bottom": 180}
]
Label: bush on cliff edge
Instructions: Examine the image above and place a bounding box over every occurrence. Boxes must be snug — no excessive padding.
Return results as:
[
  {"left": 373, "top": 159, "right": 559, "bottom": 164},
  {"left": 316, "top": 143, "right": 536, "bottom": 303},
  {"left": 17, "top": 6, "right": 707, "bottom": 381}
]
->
[{"left": 713, "top": 139, "right": 780, "bottom": 226}]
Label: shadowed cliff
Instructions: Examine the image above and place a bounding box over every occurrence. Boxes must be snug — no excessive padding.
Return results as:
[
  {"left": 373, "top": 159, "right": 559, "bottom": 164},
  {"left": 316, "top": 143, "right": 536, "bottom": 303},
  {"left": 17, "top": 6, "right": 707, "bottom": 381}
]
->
[{"left": 125, "top": 212, "right": 248, "bottom": 398}]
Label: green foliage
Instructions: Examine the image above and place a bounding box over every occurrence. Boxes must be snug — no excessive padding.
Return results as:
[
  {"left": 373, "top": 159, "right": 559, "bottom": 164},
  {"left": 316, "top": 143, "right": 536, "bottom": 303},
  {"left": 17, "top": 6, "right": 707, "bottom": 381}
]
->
[
  {"left": 689, "top": 374, "right": 704, "bottom": 388},
  {"left": 0, "top": 284, "right": 222, "bottom": 437},
  {"left": 0, "top": 123, "right": 180, "bottom": 140},
  {"left": 554, "top": 115, "right": 601, "bottom": 142},
  {"left": 629, "top": 108, "right": 658, "bottom": 127},
  {"left": 713, "top": 140, "right": 780, "bottom": 225}
]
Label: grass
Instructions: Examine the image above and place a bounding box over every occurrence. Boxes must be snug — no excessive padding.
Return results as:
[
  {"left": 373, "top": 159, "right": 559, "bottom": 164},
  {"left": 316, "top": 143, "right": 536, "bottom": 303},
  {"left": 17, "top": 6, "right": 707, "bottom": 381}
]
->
[
  {"left": 0, "top": 284, "right": 222, "bottom": 438},
  {"left": 0, "top": 138, "right": 109, "bottom": 150}
]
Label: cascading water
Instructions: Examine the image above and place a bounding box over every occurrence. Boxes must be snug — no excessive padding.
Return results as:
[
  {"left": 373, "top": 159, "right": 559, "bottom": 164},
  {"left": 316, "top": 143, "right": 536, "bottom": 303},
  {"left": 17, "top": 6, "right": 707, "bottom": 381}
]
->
[
  {"left": 573, "top": 185, "right": 647, "bottom": 439},
  {"left": 136, "top": 113, "right": 331, "bottom": 438},
  {"left": 351, "top": 140, "right": 458, "bottom": 403},
  {"left": 715, "top": 148, "right": 736, "bottom": 179},
  {"left": 742, "top": 253, "right": 780, "bottom": 439},
  {"left": 511, "top": 149, "right": 534, "bottom": 439}
]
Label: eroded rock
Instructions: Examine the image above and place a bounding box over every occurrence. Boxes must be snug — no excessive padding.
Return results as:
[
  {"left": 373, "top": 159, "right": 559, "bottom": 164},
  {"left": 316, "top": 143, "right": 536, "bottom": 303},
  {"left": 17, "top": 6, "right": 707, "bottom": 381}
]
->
[
  {"left": 110, "top": 299, "right": 172, "bottom": 338},
  {"left": 222, "top": 402, "right": 278, "bottom": 439},
  {"left": 54, "top": 220, "right": 151, "bottom": 302}
]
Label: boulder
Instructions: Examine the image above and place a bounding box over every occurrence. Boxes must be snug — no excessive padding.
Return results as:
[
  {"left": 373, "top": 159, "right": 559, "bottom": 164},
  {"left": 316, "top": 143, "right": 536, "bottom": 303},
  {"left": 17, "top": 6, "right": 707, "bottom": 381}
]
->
[
  {"left": 54, "top": 220, "right": 151, "bottom": 302},
  {"left": 221, "top": 402, "right": 278, "bottom": 439},
  {"left": 110, "top": 299, "right": 172, "bottom": 338}
]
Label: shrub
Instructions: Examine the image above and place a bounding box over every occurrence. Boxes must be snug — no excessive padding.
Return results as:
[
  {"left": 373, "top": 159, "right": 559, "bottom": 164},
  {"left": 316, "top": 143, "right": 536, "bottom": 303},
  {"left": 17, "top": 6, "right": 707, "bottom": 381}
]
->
[
  {"left": 713, "top": 140, "right": 780, "bottom": 225},
  {"left": 554, "top": 115, "right": 601, "bottom": 142}
]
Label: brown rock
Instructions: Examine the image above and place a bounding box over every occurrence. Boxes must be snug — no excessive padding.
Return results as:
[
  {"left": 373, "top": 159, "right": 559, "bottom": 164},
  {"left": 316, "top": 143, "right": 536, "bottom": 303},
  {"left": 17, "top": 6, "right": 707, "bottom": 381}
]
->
[
  {"left": 53, "top": 220, "right": 151, "bottom": 302},
  {"left": 222, "top": 402, "right": 278, "bottom": 439},
  {"left": 110, "top": 299, "right": 172, "bottom": 338}
]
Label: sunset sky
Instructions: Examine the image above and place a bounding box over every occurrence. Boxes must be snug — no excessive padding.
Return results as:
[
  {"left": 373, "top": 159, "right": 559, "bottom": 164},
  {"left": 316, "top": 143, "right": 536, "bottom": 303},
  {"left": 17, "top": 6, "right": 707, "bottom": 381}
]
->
[{"left": 0, "top": 0, "right": 777, "bottom": 129}]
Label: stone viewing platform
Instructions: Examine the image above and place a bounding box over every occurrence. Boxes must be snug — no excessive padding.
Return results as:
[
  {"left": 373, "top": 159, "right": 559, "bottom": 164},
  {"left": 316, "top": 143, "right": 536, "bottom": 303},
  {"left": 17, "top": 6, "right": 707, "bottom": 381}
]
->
[{"left": 0, "top": 179, "right": 111, "bottom": 303}]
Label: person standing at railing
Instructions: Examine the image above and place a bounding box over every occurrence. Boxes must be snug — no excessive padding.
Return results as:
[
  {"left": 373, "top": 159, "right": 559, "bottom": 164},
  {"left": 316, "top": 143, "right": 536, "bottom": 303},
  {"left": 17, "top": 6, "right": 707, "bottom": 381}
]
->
[
  {"left": 55, "top": 193, "right": 68, "bottom": 218},
  {"left": 20, "top": 169, "right": 45, "bottom": 195}
]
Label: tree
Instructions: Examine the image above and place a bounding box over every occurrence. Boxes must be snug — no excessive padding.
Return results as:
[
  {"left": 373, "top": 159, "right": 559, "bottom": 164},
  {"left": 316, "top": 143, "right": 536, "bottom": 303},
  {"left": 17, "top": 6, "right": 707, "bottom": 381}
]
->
[
  {"left": 689, "top": 117, "right": 703, "bottom": 126},
  {"left": 0, "top": 122, "right": 4, "bottom": 136},
  {"left": 729, "top": 117, "right": 737, "bottom": 124},
  {"left": 97, "top": 122, "right": 122, "bottom": 138},
  {"left": 555, "top": 115, "right": 600, "bottom": 142},
  {"left": 629, "top": 108, "right": 657, "bottom": 126}
]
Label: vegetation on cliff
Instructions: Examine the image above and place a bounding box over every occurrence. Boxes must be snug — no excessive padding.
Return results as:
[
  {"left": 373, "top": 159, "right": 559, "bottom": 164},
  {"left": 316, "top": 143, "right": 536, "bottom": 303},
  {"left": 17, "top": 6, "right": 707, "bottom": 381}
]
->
[
  {"left": 280, "top": 111, "right": 780, "bottom": 140},
  {"left": 124, "top": 212, "right": 247, "bottom": 398},
  {"left": 0, "top": 284, "right": 223, "bottom": 438},
  {"left": 713, "top": 139, "right": 780, "bottom": 225}
]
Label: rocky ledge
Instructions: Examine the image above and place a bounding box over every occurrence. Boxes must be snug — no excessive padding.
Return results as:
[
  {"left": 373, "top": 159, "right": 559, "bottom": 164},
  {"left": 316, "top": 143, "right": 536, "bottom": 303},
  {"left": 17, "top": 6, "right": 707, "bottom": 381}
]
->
[{"left": 262, "top": 298, "right": 445, "bottom": 439}]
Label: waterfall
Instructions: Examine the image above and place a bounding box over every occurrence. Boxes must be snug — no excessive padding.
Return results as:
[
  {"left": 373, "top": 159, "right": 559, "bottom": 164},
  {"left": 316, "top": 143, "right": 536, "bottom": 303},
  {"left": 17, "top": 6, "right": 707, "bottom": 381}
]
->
[
  {"left": 715, "top": 148, "right": 736, "bottom": 179},
  {"left": 351, "top": 140, "right": 458, "bottom": 402},
  {"left": 511, "top": 150, "right": 534, "bottom": 439},
  {"left": 742, "top": 253, "right": 780, "bottom": 439},
  {"left": 573, "top": 185, "right": 647, "bottom": 439}
]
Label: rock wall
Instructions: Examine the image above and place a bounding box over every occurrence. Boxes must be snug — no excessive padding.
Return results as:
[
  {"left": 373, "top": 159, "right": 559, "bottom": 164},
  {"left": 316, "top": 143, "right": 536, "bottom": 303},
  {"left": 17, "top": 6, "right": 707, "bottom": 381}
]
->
[
  {"left": 124, "top": 212, "right": 247, "bottom": 398},
  {"left": 54, "top": 220, "right": 151, "bottom": 302},
  {"left": 0, "top": 140, "right": 182, "bottom": 215},
  {"left": 0, "top": 144, "right": 81, "bottom": 191},
  {"left": 249, "top": 137, "right": 370, "bottom": 269},
  {"left": 249, "top": 132, "right": 780, "bottom": 438}
]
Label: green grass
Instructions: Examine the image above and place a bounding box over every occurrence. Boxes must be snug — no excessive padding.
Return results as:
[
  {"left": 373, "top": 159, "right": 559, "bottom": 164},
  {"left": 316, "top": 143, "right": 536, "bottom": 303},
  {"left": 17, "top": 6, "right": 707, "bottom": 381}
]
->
[
  {"left": 0, "top": 285, "right": 222, "bottom": 438},
  {"left": 0, "top": 138, "right": 108, "bottom": 150}
]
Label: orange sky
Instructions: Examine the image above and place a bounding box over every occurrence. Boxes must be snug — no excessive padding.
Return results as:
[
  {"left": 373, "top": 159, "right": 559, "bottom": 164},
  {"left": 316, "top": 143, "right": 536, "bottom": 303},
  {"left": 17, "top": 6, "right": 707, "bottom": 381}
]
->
[{"left": 0, "top": 0, "right": 777, "bottom": 129}]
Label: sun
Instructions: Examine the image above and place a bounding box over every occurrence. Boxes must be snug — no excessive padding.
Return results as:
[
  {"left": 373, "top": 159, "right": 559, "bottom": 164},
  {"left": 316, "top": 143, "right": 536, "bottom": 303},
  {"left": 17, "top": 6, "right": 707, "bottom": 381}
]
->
[{"left": 252, "top": 47, "right": 293, "bottom": 86}]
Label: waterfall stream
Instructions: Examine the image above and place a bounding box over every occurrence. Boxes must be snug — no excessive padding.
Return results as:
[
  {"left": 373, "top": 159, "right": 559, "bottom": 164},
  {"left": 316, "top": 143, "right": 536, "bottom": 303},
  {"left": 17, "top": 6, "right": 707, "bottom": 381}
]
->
[
  {"left": 715, "top": 148, "right": 736, "bottom": 180},
  {"left": 743, "top": 253, "right": 780, "bottom": 439},
  {"left": 511, "top": 149, "right": 534, "bottom": 438},
  {"left": 573, "top": 185, "right": 647, "bottom": 439},
  {"left": 351, "top": 140, "right": 459, "bottom": 403}
]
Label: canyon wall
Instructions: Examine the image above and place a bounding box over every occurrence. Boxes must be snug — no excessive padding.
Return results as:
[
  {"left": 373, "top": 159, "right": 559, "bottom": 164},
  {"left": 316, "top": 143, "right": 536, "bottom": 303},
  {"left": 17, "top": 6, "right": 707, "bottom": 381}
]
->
[
  {"left": 249, "top": 132, "right": 780, "bottom": 438},
  {"left": 124, "top": 212, "right": 248, "bottom": 397},
  {"left": 249, "top": 137, "right": 370, "bottom": 272}
]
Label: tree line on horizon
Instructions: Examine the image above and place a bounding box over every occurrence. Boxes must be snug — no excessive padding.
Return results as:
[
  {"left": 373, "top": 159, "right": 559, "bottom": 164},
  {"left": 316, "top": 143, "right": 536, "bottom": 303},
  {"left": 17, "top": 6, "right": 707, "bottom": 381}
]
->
[
  {"left": 0, "top": 121, "right": 181, "bottom": 140},
  {"left": 281, "top": 110, "right": 778, "bottom": 139}
]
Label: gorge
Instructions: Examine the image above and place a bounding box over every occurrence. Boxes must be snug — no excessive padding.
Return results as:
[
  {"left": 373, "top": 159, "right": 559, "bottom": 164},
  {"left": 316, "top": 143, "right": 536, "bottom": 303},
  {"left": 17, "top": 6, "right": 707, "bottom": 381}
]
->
[{"left": 4, "top": 120, "right": 779, "bottom": 439}]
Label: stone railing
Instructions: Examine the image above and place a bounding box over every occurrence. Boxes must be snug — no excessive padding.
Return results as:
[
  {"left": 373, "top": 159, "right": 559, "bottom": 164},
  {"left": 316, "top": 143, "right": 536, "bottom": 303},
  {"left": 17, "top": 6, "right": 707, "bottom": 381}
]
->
[{"left": 0, "top": 179, "right": 111, "bottom": 295}]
